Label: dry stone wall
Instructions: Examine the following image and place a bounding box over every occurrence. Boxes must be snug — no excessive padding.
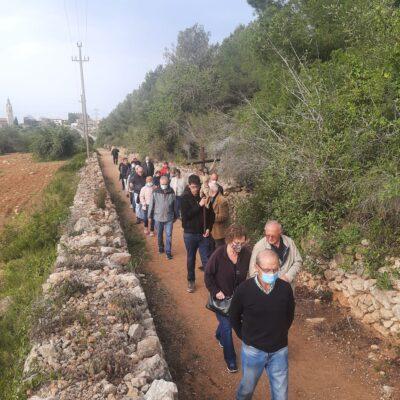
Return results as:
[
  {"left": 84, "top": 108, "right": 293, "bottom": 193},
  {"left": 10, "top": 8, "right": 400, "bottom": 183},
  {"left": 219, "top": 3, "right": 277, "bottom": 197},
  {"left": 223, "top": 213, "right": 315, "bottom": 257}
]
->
[
  {"left": 23, "top": 155, "right": 177, "bottom": 400},
  {"left": 298, "top": 248, "right": 400, "bottom": 340}
]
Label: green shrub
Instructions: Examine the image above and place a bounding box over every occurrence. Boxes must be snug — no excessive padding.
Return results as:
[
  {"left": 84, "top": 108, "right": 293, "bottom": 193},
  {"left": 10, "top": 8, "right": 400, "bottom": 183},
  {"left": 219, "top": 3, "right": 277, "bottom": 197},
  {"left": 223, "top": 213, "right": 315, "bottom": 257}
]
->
[{"left": 30, "top": 126, "right": 85, "bottom": 161}]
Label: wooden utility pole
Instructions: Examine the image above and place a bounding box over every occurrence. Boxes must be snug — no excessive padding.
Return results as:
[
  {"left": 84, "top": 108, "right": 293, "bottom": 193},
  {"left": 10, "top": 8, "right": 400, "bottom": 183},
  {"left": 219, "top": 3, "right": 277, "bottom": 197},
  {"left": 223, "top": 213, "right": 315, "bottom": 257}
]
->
[{"left": 72, "top": 42, "right": 90, "bottom": 158}]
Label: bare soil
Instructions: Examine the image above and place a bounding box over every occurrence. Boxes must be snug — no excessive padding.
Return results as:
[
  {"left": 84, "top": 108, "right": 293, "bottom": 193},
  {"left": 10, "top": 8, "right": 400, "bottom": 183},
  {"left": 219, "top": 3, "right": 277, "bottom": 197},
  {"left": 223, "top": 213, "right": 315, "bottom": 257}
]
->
[
  {"left": 100, "top": 149, "right": 400, "bottom": 400},
  {"left": 0, "top": 153, "right": 64, "bottom": 230}
]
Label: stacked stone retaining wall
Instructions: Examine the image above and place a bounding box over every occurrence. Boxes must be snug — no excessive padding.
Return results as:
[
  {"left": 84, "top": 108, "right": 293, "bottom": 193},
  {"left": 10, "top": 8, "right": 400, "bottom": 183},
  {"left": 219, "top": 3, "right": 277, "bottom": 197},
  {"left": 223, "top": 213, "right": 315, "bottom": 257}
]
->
[{"left": 23, "top": 155, "right": 177, "bottom": 400}]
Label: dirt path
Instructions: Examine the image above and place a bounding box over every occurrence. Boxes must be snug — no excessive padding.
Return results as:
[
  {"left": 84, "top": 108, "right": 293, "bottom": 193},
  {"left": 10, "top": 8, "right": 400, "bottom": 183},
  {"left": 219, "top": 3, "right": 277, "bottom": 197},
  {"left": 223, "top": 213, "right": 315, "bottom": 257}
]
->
[
  {"left": 0, "top": 152, "right": 64, "bottom": 230},
  {"left": 99, "top": 149, "right": 394, "bottom": 400}
]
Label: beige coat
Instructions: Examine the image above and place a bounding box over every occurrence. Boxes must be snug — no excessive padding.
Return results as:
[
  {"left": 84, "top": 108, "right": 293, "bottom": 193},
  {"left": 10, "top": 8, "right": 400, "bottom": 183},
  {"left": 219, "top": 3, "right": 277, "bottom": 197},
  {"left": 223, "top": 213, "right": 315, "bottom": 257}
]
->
[
  {"left": 249, "top": 235, "right": 302, "bottom": 284},
  {"left": 210, "top": 194, "right": 229, "bottom": 240}
]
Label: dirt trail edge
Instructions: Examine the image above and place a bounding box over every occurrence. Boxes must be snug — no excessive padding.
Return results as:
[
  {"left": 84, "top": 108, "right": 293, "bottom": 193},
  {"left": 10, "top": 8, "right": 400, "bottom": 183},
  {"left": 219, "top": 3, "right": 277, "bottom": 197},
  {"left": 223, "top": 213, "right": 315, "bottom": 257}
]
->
[{"left": 99, "top": 149, "right": 389, "bottom": 400}]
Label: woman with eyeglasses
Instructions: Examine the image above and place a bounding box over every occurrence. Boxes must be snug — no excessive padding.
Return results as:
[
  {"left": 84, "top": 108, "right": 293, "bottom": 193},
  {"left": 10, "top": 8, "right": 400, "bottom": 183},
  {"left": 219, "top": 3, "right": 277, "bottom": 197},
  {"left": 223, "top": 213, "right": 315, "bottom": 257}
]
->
[{"left": 204, "top": 225, "right": 251, "bottom": 373}]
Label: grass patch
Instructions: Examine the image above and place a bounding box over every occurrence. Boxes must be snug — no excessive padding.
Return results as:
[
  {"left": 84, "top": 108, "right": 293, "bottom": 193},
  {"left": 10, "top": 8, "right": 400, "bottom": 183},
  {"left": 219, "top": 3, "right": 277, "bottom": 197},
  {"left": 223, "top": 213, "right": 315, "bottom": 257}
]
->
[
  {"left": 95, "top": 187, "right": 107, "bottom": 209},
  {"left": 0, "top": 152, "right": 85, "bottom": 399}
]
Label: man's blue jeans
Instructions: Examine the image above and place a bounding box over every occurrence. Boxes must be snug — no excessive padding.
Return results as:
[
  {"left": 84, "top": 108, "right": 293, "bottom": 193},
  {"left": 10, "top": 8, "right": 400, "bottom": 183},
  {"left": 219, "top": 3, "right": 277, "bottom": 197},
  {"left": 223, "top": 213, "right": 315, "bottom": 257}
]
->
[
  {"left": 216, "top": 313, "right": 236, "bottom": 368},
  {"left": 237, "top": 344, "right": 288, "bottom": 400},
  {"left": 183, "top": 233, "right": 210, "bottom": 282},
  {"left": 156, "top": 220, "right": 173, "bottom": 255}
]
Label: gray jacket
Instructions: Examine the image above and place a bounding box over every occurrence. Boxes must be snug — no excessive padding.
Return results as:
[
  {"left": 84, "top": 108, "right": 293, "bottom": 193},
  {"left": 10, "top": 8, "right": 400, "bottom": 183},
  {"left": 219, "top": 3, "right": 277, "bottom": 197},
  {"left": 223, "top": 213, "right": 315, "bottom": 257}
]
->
[{"left": 148, "top": 186, "right": 176, "bottom": 223}]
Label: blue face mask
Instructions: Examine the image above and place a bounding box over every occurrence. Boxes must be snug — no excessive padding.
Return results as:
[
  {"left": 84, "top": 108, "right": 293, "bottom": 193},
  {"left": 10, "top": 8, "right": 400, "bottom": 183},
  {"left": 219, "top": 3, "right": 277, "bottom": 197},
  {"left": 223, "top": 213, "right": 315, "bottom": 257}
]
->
[{"left": 260, "top": 272, "right": 279, "bottom": 285}]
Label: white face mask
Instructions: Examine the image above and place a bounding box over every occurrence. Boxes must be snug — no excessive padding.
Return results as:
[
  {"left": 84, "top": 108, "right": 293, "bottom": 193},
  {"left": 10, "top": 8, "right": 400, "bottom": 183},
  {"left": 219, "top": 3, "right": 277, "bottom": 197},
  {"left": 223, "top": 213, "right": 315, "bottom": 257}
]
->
[
  {"left": 160, "top": 184, "right": 168, "bottom": 190},
  {"left": 146, "top": 182, "right": 153, "bottom": 187}
]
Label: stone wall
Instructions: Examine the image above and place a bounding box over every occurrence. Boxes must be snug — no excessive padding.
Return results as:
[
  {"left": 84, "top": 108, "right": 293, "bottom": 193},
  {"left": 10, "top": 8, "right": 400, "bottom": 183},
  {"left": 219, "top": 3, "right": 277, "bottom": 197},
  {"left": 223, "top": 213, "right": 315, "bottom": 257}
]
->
[
  {"left": 298, "top": 246, "right": 400, "bottom": 340},
  {"left": 23, "top": 155, "right": 177, "bottom": 400}
]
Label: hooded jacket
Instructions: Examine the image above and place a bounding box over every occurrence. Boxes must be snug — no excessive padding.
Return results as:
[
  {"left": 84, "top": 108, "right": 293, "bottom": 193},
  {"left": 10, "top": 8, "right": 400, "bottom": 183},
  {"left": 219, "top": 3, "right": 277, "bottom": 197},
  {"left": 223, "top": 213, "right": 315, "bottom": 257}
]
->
[
  {"left": 181, "top": 187, "right": 215, "bottom": 234},
  {"left": 148, "top": 186, "right": 176, "bottom": 222}
]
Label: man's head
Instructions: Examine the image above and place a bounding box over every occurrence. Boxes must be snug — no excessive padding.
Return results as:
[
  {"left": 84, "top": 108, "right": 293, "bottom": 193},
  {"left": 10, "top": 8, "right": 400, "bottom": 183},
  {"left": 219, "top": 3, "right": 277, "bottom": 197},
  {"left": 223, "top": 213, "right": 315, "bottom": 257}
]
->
[
  {"left": 146, "top": 176, "right": 153, "bottom": 185},
  {"left": 160, "top": 176, "right": 169, "bottom": 189},
  {"left": 210, "top": 172, "right": 219, "bottom": 182},
  {"left": 255, "top": 249, "right": 280, "bottom": 282},
  {"left": 135, "top": 164, "right": 140, "bottom": 172},
  {"left": 209, "top": 182, "right": 219, "bottom": 197},
  {"left": 123, "top": 157, "right": 128, "bottom": 164},
  {"left": 137, "top": 166, "right": 144, "bottom": 176},
  {"left": 264, "top": 220, "right": 283, "bottom": 247},
  {"left": 145, "top": 156, "right": 150, "bottom": 163},
  {"left": 188, "top": 174, "right": 201, "bottom": 196},
  {"left": 170, "top": 167, "right": 177, "bottom": 177}
]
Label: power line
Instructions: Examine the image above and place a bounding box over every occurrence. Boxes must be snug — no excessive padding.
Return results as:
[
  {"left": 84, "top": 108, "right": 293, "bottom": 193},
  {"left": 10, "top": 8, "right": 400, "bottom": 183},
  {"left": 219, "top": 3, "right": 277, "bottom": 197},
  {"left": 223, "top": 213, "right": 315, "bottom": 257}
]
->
[{"left": 72, "top": 42, "right": 90, "bottom": 158}]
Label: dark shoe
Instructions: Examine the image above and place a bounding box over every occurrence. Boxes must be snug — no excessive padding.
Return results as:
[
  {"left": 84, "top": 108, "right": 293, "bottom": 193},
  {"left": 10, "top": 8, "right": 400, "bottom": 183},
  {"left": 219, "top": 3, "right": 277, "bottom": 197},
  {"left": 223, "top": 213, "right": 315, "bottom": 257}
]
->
[
  {"left": 159, "top": 248, "right": 165, "bottom": 254},
  {"left": 218, "top": 340, "right": 223, "bottom": 348},
  {"left": 166, "top": 254, "right": 173, "bottom": 260},
  {"left": 227, "top": 364, "right": 238, "bottom": 373},
  {"left": 187, "top": 281, "right": 195, "bottom": 293}
]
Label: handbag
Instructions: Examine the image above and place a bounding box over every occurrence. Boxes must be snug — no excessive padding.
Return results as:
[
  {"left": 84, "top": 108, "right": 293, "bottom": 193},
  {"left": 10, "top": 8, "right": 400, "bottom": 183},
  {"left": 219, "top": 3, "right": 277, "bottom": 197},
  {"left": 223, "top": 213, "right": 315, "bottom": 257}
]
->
[{"left": 206, "top": 295, "right": 233, "bottom": 317}]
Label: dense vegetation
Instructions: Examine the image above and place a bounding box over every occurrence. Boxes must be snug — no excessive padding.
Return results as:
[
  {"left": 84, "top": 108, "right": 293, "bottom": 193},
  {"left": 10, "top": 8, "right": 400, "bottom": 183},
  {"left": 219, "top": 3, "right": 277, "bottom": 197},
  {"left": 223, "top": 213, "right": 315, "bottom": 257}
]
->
[
  {"left": 0, "top": 153, "right": 86, "bottom": 399},
  {"left": 0, "top": 125, "right": 85, "bottom": 160},
  {"left": 98, "top": 0, "right": 400, "bottom": 276}
]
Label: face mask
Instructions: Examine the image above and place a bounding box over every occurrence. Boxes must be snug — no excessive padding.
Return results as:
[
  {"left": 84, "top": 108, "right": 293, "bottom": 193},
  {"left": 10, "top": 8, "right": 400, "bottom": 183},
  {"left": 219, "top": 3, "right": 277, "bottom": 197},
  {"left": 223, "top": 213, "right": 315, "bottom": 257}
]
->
[
  {"left": 160, "top": 184, "right": 168, "bottom": 190},
  {"left": 146, "top": 182, "right": 153, "bottom": 187},
  {"left": 260, "top": 271, "right": 279, "bottom": 285},
  {"left": 231, "top": 243, "right": 242, "bottom": 253}
]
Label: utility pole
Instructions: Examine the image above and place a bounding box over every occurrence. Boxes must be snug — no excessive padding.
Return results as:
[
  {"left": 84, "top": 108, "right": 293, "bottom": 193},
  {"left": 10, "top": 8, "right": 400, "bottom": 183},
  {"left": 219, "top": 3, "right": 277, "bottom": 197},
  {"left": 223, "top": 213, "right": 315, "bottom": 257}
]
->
[{"left": 72, "top": 42, "right": 90, "bottom": 158}]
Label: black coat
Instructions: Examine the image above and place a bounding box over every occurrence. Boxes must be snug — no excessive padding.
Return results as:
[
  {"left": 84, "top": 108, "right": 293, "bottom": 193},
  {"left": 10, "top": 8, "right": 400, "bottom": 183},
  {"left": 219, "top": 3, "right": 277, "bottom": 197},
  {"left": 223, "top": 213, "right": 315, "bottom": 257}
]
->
[
  {"left": 143, "top": 161, "right": 155, "bottom": 177},
  {"left": 119, "top": 163, "right": 131, "bottom": 180},
  {"left": 181, "top": 188, "right": 215, "bottom": 234},
  {"left": 129, "top": 174, "right": 146, "bottom": 194}
]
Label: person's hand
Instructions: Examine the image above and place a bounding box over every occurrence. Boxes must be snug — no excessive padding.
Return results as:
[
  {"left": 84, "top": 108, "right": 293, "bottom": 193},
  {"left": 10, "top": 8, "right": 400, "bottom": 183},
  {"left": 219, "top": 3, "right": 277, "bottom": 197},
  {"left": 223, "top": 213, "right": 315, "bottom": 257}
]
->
[
  {"left": 280, "top": 274, "right": 289, "bottom": 282},
  {"left": 216, "top": 291, "right": 225, "bottom": 300},
  {"left": 203, "top": 229, "right": 210, "bottom": 238},
  {"left": 199, "top": 197, "right": 207, "bottom": 207}
]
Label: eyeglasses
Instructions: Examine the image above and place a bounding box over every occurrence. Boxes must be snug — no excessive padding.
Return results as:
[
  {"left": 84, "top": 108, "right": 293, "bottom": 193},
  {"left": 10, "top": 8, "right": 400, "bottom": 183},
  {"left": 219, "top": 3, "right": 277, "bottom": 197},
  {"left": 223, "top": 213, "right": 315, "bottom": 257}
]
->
[
  {"left": 257, "top": 265, "right": 279, "bottom": 273},
  {"left": 232, "top": 241, "right": 246, "bottom": 246}
]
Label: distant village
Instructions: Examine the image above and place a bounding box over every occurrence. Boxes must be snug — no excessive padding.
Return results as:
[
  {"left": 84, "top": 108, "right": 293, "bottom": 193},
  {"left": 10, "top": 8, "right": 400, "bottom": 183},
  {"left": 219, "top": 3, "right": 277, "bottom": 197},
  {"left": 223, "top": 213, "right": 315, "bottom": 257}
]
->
[{"left": 0, "top": 98, "right": 98, "bottom": 138}]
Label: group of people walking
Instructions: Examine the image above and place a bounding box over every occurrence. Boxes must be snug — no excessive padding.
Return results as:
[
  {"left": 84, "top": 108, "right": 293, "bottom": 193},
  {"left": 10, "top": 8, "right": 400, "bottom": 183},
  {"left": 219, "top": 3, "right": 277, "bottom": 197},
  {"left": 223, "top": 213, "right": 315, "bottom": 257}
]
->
[{"left": 111, "top": 147, "right": 303, "bottom": 400}]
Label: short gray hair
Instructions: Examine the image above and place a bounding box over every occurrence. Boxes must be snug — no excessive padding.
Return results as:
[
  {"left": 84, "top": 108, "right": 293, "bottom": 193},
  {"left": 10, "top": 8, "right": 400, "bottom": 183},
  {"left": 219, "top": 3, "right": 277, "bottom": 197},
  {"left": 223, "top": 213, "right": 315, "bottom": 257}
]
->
[
  {"left": 160, "top": 176, "right": 169, "bottom": 184},
  {"left": 264, "top": 220, "right": 283, "bottom": 232},
  {"left": 256, "top": 249, "right": 279, "bottom": 268}
]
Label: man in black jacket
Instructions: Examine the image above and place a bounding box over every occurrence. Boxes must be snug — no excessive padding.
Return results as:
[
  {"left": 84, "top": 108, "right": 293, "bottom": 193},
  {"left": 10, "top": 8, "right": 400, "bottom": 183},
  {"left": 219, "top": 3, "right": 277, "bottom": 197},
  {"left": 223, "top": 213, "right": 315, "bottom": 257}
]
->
[
  {"left": 181, "top": 174, "right": 215, "bottom": 293},
  {"left": 118, "top": 157, "right": 131, "bottom": 191},
  {"left": 111, "top": 146, "right": 119, "bottom": 165},
  {"left": 230, "top": 249, "right": 295, "bottom": 400},
  {"left": 143, "top": 156, "right": 155, "bottom": 177}
]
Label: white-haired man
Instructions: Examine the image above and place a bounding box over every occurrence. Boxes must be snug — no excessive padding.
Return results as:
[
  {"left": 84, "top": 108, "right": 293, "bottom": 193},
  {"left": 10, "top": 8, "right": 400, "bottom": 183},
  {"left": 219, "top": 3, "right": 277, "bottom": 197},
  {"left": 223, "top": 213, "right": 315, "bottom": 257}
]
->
[{"left": 249, "top": 220, "right": 302, "bottom": 287}]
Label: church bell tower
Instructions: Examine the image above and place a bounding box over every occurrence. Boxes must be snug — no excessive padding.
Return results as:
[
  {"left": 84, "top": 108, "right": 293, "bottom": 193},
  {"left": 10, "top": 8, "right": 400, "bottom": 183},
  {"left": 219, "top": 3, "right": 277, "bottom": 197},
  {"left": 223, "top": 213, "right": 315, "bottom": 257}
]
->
[{"left": 6, "top": 98, "right": 14, "bottom": 126}]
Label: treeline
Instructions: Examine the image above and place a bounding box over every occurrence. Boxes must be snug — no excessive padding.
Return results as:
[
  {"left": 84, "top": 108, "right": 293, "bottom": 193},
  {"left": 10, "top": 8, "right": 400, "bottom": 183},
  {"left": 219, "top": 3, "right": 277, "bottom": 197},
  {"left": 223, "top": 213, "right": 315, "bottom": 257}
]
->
[
  {"left": 98, "top": 0, "right": 400, "bottom": 275},
  {"left": 0, "top": 125, "right": 86, "bottom": 160}
]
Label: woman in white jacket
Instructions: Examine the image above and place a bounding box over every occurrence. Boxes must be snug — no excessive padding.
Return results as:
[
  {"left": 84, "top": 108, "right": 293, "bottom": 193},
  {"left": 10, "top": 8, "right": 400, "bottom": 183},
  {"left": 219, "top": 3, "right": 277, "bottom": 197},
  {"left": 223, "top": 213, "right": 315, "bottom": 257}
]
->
[
  {"left": 140, "top": 176, "right": 156, "bottom": 235},
  {"left": 170, "top": 169, "right": 186, "bottom": 219}
]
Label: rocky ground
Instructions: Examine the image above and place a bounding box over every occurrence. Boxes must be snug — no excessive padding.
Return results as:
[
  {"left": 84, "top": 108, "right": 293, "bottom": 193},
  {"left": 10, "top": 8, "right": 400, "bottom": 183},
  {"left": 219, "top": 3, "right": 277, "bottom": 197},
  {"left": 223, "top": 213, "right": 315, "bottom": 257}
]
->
[{"left": 23, "top": 155, "right": 177, "bottom": 400}]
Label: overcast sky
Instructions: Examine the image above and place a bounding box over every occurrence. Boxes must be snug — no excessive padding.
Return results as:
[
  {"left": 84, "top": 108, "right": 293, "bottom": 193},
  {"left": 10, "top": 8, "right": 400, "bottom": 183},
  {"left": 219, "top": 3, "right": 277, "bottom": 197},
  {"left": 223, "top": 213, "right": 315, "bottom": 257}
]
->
[{"left": 0, "top": 0, "right": 254, "bottom": 121}]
